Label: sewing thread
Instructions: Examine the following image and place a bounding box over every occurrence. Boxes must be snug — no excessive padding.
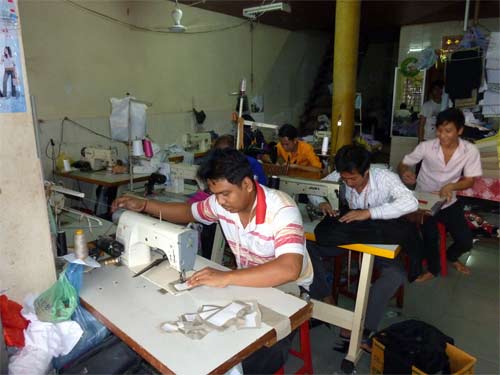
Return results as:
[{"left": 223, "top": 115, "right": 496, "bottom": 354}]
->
[{"left": 74, "top": 229, "right": 89, "bottom": 259}]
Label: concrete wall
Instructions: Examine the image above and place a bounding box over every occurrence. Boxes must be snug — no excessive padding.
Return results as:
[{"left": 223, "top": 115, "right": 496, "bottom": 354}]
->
[
  {"left": 18, "top": 0, "right": 328, "bottom": 178},
  {"left": 0, "top": 1, "right": 56, "bottom": 302}
]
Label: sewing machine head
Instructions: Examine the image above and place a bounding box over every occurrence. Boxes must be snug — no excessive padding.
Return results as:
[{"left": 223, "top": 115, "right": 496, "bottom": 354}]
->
[
  {"left": 279, "top": 176, "right": 340, "bottom": 210},
  {"left": 182, "top": 132, "right": 211, "bottom": 153},
  {"left": 82, "top": 147, "right": 117, "bottom": 171},
  {"left": 313, "top": 130, "right": 332, "bottom": 148},
  {"left": 115, "top": 210, "right": 198, "bottom": 274},
  {"left": 157, "top": 162, "right": 204, "bottom": 194}
]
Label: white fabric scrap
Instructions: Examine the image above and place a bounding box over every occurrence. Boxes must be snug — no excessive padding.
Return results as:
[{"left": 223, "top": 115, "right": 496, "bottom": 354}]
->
[{"left": 9, "top": 294, "right": 83, "bottom": 375}]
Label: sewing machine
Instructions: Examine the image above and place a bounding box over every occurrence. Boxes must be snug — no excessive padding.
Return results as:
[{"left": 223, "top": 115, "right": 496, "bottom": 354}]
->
[
  {"left": 82, "top": 147, "right": 117, "bottom": 171},
  {"left": 313, "top": 130, "right": 331, "bottom": 148},
  {"left": 161, "top": 162, "right": 203, "bottom": 194},
  {"left": 182, "top": 132, "right": 211, "bottom": 153},
  {"left": 115, "top": 210, "right": 198, "bottom": 279},
  {"left": 279, "top": 175, "right": 340, "bottom": 210}
]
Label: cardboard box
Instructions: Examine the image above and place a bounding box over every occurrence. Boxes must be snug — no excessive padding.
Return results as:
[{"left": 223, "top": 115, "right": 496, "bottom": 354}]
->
[{"left": 371, "top": 338, "right": 477, "bottom": 375}]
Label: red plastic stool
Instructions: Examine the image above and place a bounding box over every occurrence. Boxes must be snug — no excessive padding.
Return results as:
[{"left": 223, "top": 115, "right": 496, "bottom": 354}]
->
[
  {"left": 274, "top": 320, "right": 313, "bottom": 375},
  {"left": 438, "top": 222, "right": 448, "bottom": 276}
]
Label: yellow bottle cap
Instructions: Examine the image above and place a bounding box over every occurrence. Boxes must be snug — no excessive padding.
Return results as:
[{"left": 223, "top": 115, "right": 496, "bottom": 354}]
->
[{"left": 75, "top": 229, "right": 84, "bottom": 235}]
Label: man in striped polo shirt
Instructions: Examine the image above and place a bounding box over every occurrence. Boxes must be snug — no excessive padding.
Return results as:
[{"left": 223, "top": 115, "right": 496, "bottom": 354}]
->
[{"left": 112, "top": 148, "right": 312, "bottom": 373}]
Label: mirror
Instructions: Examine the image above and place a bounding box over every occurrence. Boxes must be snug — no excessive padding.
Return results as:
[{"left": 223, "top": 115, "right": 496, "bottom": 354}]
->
[{"left": 390, "top": 68, "right": 426, "bottom": 137}]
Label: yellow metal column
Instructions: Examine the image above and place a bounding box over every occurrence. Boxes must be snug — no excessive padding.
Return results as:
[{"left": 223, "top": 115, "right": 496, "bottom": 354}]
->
[{"left": 331, "top": 0, "right": 361, "bottom": 153}]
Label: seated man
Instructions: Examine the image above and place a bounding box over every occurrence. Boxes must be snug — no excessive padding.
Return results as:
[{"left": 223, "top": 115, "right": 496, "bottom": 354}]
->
[
  {"left": 214, "top": 134, "right": 267, "bottom": 186},
  {"left": 399, "top": 108, "right": 482, "bottom": 281},
  {"left": 307, "top": 145, "right": 419, "bottom": 347},
  {"left": 112, "top": 149, "right": 312, "bottom": 374},
  {"left": 274, "top": 124, "right": 322, "bottom": 174}
]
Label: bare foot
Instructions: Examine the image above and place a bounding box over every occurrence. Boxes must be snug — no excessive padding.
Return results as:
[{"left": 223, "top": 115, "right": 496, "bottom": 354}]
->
[
  {"left": 452, "top": 261, "right": 471, "bottom": 275},
  {"left": 415, "top": 271, "right": 435, "bottom": 283}
]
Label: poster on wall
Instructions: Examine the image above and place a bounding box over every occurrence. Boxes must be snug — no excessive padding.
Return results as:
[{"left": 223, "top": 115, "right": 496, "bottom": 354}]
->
[{"left": 0, "top": 0, "right": 26, "bottom": 113}]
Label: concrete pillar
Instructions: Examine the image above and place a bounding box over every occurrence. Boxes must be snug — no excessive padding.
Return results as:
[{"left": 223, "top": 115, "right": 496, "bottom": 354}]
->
[{"left": 330, "top": 0, "right": 361, "bottom": 153}]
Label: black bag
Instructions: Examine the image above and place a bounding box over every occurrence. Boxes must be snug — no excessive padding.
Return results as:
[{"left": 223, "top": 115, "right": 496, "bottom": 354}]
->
[
  {"left": 374, "top": 320, "right": 454, "bottom": 374},
  {"left": 60, "top": 335, "right": 143, "bottom": 374}
]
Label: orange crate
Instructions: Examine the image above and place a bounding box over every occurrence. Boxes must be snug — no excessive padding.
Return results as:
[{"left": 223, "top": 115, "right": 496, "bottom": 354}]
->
[{"left": 371, "top": 338, "right": 477, "bottom": 375}]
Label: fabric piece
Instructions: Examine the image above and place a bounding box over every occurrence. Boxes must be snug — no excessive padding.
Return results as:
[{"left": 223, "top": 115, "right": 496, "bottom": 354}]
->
[
  {"left": 191, "top": 183, "right": 312, "bottom": 288},
  {"left": 276, "top": 140, "right": 322, "bottom": 168},
  {"left": 258, "top": 304, "right": 291, "bottom": 342},
  {"left": 0, "top": 295, "right": 29, "bottom": 348},
  {"left": 446, "top": 49, "right": 483, "bottom": 100},
  {"left": 403, "top": 138, "right": 483, "bottom": 208},
  {"left": 459, "top": 177, "right": 500, "bottom": 202},
  {"left": 161, "top": 301, "right": 262, "bottom": 340}
]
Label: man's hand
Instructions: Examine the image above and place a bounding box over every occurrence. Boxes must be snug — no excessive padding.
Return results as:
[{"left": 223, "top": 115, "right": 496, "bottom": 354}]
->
[
  {"left": 401, "top": 170, "right": 417, "bottom": 186},
  {"left": 339, "top": 209, "right": 371, "bottom": 223},
  {"left": 187, "top": 267, "right": 230, "bottom": 288},
  {"left": 439, "top": 184, "right": 454, "bottom": 202},
  {"left": 319, "top": 202, "right": 337, "bottom": 217},
  {"left": 111, "top": 196, "right": 146, "bottom": 213}
]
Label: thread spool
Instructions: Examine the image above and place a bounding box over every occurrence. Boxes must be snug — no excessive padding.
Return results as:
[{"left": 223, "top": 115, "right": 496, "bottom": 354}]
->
[
  {"left": 132, "top": 140, "right": 144, "bottom": 156},
  {"left": 321, "top": 136, "right": 329, "bottom": 155},
  {"left": 56, "top": 231, "right": 68, "bottom": 256},
  {"left": 142, "top": 139, "right": 153, "bottom": 158},
  {"left": 63, "top": 160, "right": 71, "bottom": 172},
  {"left": 74, "top": 229, "right": 89, "bottom": 260}
]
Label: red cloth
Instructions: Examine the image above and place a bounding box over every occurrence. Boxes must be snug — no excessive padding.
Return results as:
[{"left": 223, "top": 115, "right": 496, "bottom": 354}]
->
[
  {"left": 0, "top": 295, "right": 29, "bottom": 348},
  {"left": 459, "top": 177, "right": 500, "bottom": 202}
]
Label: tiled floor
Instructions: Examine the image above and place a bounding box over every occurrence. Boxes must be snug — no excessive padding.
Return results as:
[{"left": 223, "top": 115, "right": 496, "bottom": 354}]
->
[{"left": 286, "top": 236, "right": 499, "bottom": 375}]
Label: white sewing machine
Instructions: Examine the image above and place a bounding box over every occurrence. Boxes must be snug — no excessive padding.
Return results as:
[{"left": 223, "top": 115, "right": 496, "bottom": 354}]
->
[
  {"left": 82, "top": 147, "right": 117, "bottom": 171},
  {"left": 115, "top": 210, "right": 198, "bottom": 278},
  {"left": 162, "top": 162, "right": 204, "bottom": 194},
  {"left": 313, "top": 130, "right": 331, "bottom": 148},
  {"left": 182, "top": 132, "right": 211, "bottom": 153},
  {"left": 279, "top": 175, "right": 340, "bottom": 210}
]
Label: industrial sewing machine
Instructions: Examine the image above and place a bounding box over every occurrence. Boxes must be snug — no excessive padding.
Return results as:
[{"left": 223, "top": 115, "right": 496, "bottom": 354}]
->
[
  {"left": 313, "top": 130, "right": 331, "bottom": 148},
  {"left": 81, "top": 147, "right": 117, "bottom": 171},
  {"left": 115, "top": 210, "right": 198, "bottom": 280},
  {"left": 279, "top": 175, "right": 340, "bottom": 211},
  {"left": 182, "top": 132, "right": 211, "bottom": 153},
  {"left": 161, "top": 162, "right": 203, "bottom": 194}
]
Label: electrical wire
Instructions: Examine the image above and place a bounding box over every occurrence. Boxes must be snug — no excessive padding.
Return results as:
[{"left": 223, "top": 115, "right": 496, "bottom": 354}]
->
[{"left": 64, "top": 0, "right": 249, "bottom": 35}]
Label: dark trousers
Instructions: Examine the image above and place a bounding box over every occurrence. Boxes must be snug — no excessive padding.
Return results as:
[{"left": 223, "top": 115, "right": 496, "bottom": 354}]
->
[
  {"left": 308, "top": 217, "right": 420, "bottom": 332},
  {"left": 421, "top": 200, "right": 473, "bottom": 275},
  {"left": 242, "top": 331, "right": 295, "bottom": 374}
]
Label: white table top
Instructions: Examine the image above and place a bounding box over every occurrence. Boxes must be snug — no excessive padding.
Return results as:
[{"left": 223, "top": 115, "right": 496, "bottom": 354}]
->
[
  {"left": 80, "top": 256, "right": 309, "bottom": 374},
  {"left": 56, "top": 170, "right": 150, "bottom": 187}
]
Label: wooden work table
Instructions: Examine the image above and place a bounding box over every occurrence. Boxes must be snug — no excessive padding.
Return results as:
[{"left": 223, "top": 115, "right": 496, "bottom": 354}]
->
[
  {"left": 80, "top": 256, "right": 312, "bottom": 374},
  {"left": 55, "top": 170, "right": 150, "bottom": 188}
]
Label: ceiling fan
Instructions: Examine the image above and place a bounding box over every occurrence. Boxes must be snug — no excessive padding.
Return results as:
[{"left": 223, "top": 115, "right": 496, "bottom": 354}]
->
[{"left": 151, "top": 0, "right": 217, "bottom": 33}]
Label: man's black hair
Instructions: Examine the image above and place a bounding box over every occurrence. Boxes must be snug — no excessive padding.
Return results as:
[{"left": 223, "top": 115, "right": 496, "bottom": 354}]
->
[
  {"left": 430, "top": 80, "right": 444, "bottom": 90},
  {"left": 334, "top": 145, "right": 371, "bottom": 175},
  {"left": 197, "top": 148, "right": 254, "bottom": 186},
  {"left": 278, "top": 124, "right": 298, "bottom": 139},
  {"left": 436, "top": 107, "right": 465, "bottom": 130}
]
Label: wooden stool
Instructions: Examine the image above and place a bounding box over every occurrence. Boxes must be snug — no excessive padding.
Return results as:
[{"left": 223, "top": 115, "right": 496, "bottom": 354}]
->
[{"left": 274, "top": 320, "right": 313, "bottom": 375}]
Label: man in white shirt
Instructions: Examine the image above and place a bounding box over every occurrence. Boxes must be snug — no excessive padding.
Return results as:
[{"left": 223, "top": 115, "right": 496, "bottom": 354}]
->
[
  {"left": 307, "top": 145, "right": 419, "bottom": 348},
  {"left": 399, "top": 108, "right": 482, "bottom": 281},
  {"left": 419, "top": 80, "right": 444, "bottom": 141},
  {"left": 113, "top": 148, "right": 311, "bottom": 374}
]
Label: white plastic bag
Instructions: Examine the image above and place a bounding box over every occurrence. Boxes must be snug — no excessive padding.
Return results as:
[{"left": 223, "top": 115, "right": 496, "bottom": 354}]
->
[{"left": 109, "top": 97, "right": 147, "bottom": 141}]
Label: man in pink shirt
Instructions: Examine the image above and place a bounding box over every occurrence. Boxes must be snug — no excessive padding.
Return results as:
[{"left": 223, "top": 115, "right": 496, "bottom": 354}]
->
[{"left": 399, "top": 108, "right": 482, "bottom": 281}]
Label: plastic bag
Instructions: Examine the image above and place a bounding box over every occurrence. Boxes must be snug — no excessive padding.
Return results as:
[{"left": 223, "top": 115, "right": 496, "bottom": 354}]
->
[
  {"left": 34, "top": 271, "right": 78, "bottom": 323},
  {"left": 52, "top": 305, "right": 110, "bottom": 369},
  {"left": 109, "top": 96, "right": 147, "bottom": 141},
  {"left": 64, "top": 263, "right": 84, "bottom": 295}
]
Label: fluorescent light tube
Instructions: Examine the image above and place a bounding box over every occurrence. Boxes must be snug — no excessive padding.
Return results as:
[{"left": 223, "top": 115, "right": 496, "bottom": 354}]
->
[{"left": 243, "top": 2, "right": 291, "bottom": 19}]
